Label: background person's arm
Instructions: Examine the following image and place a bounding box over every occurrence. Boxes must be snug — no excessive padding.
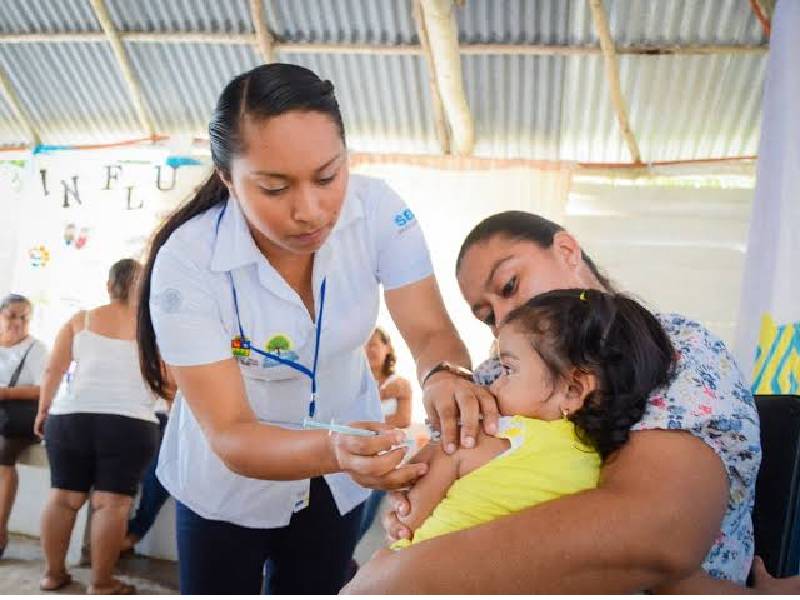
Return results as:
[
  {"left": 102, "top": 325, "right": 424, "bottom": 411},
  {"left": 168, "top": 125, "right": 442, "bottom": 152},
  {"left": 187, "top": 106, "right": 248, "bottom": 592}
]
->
[
  {"left": 345, "top": 429, "right": 727, "bottom": 594},
  {"left": 383, "top": 377, "right": 412, "bottom": 429},
  {"left": 34, "top": 315, "right": 78, "bottom": 436},
  {"left": 0, "top": 384, "right": 39, "bottom": 401}
]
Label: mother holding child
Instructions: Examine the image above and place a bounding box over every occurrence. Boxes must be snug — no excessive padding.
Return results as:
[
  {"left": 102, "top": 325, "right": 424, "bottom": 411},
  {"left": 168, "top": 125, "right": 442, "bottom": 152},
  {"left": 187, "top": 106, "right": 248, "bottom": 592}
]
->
[{"left": 348, "top": 211, "right": 799, "bottom": 594}]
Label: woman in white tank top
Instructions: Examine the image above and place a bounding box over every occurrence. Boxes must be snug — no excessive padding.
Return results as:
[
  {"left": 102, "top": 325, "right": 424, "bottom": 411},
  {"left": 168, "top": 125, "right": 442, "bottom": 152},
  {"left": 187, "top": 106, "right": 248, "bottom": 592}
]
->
[
  {"left": 364, "top": 328, "right": 411, "bottom": 429},
  {"left": 357, "top": 327, "right": 412, "bottom": 546},
  {"left": 34, "top": 259, "right": 168, "bottom": 594}
]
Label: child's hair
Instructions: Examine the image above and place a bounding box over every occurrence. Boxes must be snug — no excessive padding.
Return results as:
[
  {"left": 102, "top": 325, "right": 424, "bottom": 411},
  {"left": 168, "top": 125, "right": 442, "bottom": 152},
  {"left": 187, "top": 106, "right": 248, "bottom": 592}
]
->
[{"left": 503, "top": 289, "right": 675, "bottom": 459}]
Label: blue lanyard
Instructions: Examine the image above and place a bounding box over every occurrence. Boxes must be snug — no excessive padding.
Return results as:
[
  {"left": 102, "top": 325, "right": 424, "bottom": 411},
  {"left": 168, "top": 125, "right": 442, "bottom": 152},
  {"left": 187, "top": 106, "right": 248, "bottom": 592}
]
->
[{"left": 216, "top": 203, "right": 326, "bottom": 418}]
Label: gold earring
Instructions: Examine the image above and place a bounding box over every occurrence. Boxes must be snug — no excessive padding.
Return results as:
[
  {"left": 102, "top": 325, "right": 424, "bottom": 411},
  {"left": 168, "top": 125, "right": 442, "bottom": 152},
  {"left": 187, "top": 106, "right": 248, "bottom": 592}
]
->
[{"left": 561, "top": 407, "right": 569, "bottom": 419}]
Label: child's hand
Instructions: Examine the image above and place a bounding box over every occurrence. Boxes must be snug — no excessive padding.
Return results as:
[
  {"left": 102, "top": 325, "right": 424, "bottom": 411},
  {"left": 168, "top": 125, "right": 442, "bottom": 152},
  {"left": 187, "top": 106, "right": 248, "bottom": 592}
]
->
[
  {"left": 751, "top": 556, "right": 800, "bottom": 594},
  {"left": 383, "top": 490, "right": 412, "bottom": 542},
  {"left": 381, "top": 442, "right": 439, "bottom": 542}
]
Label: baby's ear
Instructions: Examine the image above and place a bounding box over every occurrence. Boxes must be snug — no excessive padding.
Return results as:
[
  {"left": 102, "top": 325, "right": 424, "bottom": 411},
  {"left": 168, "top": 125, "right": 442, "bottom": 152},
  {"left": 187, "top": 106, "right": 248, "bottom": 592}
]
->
[{"left": 564, "top": 369, "right": 598, "bottom": 413}]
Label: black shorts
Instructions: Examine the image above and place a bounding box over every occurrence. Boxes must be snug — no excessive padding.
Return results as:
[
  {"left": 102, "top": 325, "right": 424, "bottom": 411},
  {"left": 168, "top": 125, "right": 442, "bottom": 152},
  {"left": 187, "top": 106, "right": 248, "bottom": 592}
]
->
[
  {"left": 0, "top": 435, "right": 38, "bottom": 466},
  {"left": 44, "top": 413, "right": 159, "bottom": 496}
]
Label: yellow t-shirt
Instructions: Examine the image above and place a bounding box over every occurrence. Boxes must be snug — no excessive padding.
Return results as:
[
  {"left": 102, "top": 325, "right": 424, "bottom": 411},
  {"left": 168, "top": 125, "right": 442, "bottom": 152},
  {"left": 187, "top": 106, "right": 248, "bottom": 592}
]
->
[{"left": 393, "top": 415, "right": 601, "bottom": 549}]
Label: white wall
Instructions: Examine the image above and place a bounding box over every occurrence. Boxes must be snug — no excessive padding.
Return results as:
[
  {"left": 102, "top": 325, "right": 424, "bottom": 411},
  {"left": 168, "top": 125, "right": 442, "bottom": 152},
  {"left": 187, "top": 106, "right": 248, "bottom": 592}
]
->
[
  {"left": 0, "top": 159, "right": 27, "bottom": 297},
  {"left": 566, "top": 178, "right": 754, "bottom": 346},
  {"left": 8, "top": 149, "right": 210, "bottom": 345}
]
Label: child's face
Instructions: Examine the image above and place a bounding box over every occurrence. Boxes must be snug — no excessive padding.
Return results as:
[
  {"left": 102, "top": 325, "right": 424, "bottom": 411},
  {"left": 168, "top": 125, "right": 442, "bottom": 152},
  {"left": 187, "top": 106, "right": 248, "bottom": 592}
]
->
[{"left": 489, "top": 325, "right": 567, "bottom": 420}]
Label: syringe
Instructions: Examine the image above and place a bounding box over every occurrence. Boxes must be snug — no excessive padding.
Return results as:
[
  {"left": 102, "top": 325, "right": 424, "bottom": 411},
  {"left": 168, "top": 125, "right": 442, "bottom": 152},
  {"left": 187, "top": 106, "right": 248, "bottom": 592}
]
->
[{"left": 260, "top": 417, "right": 414, "bottom": 445}]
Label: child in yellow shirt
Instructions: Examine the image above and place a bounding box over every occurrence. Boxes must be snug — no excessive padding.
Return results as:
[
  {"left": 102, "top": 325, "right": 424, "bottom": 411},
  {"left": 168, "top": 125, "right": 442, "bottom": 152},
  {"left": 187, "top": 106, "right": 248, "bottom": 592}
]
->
[
  {"left": 380, "top": 289, "right": 798, "bottom": 593},
  {"left": 392, "top": 288, "right": 674, "bottom": 549}
]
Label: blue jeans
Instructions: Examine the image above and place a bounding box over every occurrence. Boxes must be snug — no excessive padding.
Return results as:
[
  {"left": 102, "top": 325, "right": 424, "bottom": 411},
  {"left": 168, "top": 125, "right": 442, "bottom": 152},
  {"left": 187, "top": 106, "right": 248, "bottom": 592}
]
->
[
  {"left": 127, "top": 413, "right": 169, "bottom": 539},
  {"left": 357, "top": 489, "right": 386, "bottom": 542},
  {"left": 175, "top": 477, "right": 364, "bottom": 594}
]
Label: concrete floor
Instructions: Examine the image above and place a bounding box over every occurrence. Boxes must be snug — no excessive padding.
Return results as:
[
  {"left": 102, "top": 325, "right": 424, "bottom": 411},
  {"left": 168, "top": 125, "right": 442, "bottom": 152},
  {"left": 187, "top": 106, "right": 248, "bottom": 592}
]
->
[
  {"left": 0, "top": 534, "right": 178, "bottom": 594},
  {"left": 0, "top": 496, "right": 388, "bottom": 595}
]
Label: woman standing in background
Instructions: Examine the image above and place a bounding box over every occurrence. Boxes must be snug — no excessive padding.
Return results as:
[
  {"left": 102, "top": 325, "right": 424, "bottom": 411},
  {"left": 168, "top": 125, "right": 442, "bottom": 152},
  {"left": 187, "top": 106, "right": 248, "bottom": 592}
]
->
[
  {"left": 357, "top": 327, "right": 412, "bottom": 543},
  {"left": 35, "top": 259, "right": 163, "bottom": 594},
  {"left": 0, "top": 294, "right": 49, "bottom": 559}
]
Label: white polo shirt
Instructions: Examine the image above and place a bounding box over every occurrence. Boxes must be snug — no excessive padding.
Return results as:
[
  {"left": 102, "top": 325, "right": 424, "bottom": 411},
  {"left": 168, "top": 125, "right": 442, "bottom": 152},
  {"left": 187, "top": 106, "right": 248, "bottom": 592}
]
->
[{"left": 150, "top": 174, "right": 433, "bottom": 528}]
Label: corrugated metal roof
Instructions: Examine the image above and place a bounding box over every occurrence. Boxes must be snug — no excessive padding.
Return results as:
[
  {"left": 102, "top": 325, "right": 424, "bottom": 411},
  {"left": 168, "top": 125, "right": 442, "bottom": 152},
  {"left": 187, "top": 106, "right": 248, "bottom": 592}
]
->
[
  {"left": 463, "top": 54, "right": 564, "bottom": 159},
  {"left": 106, "top": 0, "right": 252, "bottom": 34},
  {"left": 0, "top": 0, "right": 769, "bottom": 162},
  {"left": 560, "top": 55, "right": 626, "bottom": 162},
  {"left": 457, "top": 0, "right": 767, "bottom": 46},
  {"left": 458, "top": 0, "right": 574, "bottom": 45},
  {"left": 0, "top": 0, "right": 99, "bottom": 34},
  {"left": 126, "top": 42, "right": 260, "bottom": 134},
  {"left": 282, "top": 52, "right": 438, "bottom": 154},
  {"left": 620, "top": 53, "right": 765, "bottom": 162},
  {"left": 0, "top": 94, "right": 28, "bottom": 147},
  {"left": 0, "top": 42, "right": 141, "bottom": 144},
  {"left": 604, "top": 0, "right": 767, "bottom": 46},
  {"left": 268, "top": 0, "right": 417, "bottom": 44}
]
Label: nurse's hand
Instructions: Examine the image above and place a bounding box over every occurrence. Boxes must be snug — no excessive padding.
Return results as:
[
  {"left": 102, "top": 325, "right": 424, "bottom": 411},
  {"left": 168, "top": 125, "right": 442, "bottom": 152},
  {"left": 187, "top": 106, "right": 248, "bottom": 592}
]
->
[
  {"left": 331, "top": 422, "right": 428, "bottom": 490},
  {"left": 422, "top": 372, "right": 499, "bottom": 455}
]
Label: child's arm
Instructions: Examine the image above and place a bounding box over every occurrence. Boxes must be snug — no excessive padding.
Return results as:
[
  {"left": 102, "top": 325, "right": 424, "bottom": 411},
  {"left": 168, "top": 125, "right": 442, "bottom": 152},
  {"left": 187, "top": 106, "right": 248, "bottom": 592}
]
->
[
  {"left": 398, "top": 432, "right": 509, "bottom": 535},
  {"left": 396, "top": 444, "right": 460, "bottom": 534}
]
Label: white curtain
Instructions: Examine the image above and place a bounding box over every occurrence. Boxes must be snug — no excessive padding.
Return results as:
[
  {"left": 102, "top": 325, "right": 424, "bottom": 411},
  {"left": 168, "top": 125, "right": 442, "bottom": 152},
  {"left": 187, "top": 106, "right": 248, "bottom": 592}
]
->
[{"left": 734, "top": 0, "right": 800, "bottom": 393}]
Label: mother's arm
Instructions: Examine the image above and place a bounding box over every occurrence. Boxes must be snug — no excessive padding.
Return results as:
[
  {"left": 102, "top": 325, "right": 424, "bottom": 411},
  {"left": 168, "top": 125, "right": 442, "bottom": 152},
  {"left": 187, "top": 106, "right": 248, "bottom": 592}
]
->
[{"left": 344, "top": 429, "right": 727, "bottom": 594}]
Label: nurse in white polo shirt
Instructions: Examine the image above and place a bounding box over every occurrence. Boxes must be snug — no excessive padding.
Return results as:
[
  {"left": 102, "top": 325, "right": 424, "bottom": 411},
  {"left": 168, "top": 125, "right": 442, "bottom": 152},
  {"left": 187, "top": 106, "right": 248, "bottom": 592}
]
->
[{"left": 137, "top": 64, "right": 496, "bottom": 595}]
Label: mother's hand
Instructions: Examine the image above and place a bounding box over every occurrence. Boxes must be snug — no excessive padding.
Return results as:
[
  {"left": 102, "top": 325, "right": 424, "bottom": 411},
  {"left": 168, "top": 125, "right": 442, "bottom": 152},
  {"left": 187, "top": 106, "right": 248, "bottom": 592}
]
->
[
  {"left": 331, "top": 422, "right": 428, "bottom": 490},
  {"left": 423, "top": 373, "right": 499, "bottom": 454}
]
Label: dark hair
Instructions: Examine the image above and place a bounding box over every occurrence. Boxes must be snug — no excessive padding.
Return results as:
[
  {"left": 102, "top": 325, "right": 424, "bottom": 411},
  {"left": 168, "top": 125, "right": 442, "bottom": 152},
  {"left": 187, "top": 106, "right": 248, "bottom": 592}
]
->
[
  {"left": 137, "top": 64, "right": 346, "bottom": 397},
  {"left": 0, "top": 293, "right": 31, "bottom": 313},
  {"left": 372, "top": 327, "right": 396, "bottom": 378},
  {"left": 456, "top": 211, "right": 614, "bottom": 292},
  {"left": 108, "top": 259, "right": 141, "bottom": 303},
  {"left": 503, "top": 289, "right": 675, "bottom": 459}
]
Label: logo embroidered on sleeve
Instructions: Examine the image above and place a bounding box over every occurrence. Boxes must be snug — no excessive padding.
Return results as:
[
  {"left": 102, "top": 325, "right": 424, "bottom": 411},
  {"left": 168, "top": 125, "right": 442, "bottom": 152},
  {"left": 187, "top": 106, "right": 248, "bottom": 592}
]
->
[
  {"left": 152, "top": 289, "right": 183, "bottom": 314},
  {"left": 393, "top": 208, "right": 417, "bottom": 233}
]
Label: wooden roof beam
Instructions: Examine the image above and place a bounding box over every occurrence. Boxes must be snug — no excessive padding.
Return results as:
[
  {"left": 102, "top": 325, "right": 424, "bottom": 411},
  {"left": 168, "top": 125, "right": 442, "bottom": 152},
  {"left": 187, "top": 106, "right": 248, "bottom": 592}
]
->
[
  {"left": 249, "top": 0, "right": 275, "bottom": 64},
  {"left": 589, "top": 0, "right": 642, "bottom": 165},
  {"left": 90, "top": 0, "right": 155, "bottom": 137},
  {"left": 413, "top": 0, "right": 450, "bottom": 154},
  {"left": 0, "top": 33, "right": 769, "bottom": 57},
  {"left": 418, "top": 0, "right": 474, "bottom": 156}
]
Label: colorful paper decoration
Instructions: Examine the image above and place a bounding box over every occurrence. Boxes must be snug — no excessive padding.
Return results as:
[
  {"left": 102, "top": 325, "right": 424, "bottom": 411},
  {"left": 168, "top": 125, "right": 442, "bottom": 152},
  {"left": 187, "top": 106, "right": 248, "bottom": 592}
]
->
[{"left": 29, "top": 245, "right": 51, "bottom": 268}]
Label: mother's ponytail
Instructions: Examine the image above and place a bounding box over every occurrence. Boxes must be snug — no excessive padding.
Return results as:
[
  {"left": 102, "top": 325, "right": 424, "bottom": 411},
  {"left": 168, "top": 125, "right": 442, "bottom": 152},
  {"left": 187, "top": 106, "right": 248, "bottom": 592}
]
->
[{"left": 137, "top": 173, "right": 228, "bottom": 396}]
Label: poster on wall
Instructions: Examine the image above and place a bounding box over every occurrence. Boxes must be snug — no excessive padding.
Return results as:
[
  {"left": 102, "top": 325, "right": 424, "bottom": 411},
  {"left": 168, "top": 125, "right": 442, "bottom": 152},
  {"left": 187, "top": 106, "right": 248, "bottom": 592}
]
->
[{"left": 9, "top": 147, "right": 210, "bottom": 344}]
